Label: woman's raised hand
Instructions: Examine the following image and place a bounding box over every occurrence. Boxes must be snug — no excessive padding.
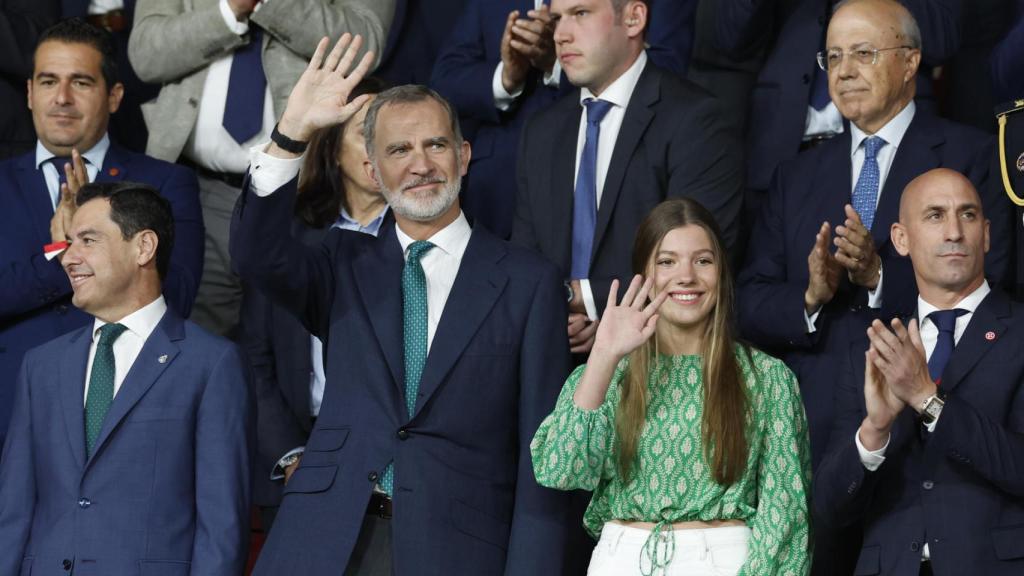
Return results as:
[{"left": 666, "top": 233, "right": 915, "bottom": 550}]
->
[{"left": 591, "top": 274, "right": 668, "bottom": 360}]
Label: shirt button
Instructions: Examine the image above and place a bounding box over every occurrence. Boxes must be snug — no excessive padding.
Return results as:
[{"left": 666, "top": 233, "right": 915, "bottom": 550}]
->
[
  {"left": 397, "top": 428, "right": 409, "bottom": 440},
  {"left": 78, "top": 497, "right": 91, "bottom": 508},
  {"left": 922, "top": 480, "right": 934, "bottom": 490},
  {"left": 367, "top": 471, "right": 378, "bottom": 482},
  {"left": 63, "top": 559, "right": 73, "bottom": 571}
]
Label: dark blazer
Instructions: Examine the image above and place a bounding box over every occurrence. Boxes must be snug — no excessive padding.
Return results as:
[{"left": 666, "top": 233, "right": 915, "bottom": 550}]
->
[
  {"left": 814, "top": 288, "right": 1024, "bottom": 576},
  {"left": 512, "top": 60, "right": 743, "bottom": 316},
  {"left": 737, "top": 109, "right": 1009, "bottom": 467},
  {"left": 231, "top": 179, "right": 574, "bottom": 575},
  {"left": 715, "top": 0, "right": 962, "bottom": 195},
  {"left": 239, "top": 220, "right": 328, "bottom": 509},
  {"left": 375, "top": 0, "right": 466, "bottom": 85},
  {"left": 0, "top": 0, "right": 59, "bottom": 159},
  {"left": 0, "top": 142, "right": 204, "bottom": 450},
  {"left": 431, "top": 0, "right": 698, "bottom": 240},
  {"left": 0, "top": 308, "right": 252, "bottom": 575}
]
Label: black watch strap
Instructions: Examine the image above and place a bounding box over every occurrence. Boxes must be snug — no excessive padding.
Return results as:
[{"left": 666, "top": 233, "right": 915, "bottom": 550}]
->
[{"left": 271, "top": 123, "right": 308, "bottom": 154}]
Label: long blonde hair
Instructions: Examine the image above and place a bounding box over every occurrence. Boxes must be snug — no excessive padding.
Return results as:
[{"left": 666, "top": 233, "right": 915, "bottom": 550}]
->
[{"left": 615, "top": 199, "right": 751, "bottom": 485}]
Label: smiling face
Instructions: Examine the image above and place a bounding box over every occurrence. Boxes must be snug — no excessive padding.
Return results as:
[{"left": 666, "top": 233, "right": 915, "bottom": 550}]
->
[
  {"left": 825, "top": 0, "right": 919, "bottom": 134},
  {"left": 28, "top": 40, "right": 122, "bottom": 156},
  {"left": 648, "top": 224, "right": 720, "bottom": 336},
  {"left": 550, "top": 0, "right": 646, "bottom": 95}
]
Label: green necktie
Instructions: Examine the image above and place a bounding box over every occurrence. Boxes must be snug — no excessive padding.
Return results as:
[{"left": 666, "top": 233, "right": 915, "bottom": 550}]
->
[
  {"left": 85, "top": 323, "right": 127, "bottom": 457},
  {"left": 381, "top": 240, "right": 435, "bottom": 496}
]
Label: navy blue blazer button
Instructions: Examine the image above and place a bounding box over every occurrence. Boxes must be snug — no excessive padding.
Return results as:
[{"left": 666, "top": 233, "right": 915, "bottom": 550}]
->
[
  {"left": 62, "top": 558, "right": 73, "bottom": 571},
  {"left": 397, "top": 428, "right": 409, "bottom": 440},
  {"left": 368, "top": 471, "right": 378, "bottom": 482},
  {"left": 910, "top": 541, "right": 920, "bottom": 552},
  {"left": 922, "top": 480, "right": 934, "bottom": 490},
  {"left": 78, "top": 497, "right": 91, "bottom": 508}
]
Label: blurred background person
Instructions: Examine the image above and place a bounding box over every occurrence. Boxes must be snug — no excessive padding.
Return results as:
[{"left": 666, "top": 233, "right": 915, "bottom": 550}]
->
[{"left": 0, "top": 0, "right": 59, "bottom": 158}]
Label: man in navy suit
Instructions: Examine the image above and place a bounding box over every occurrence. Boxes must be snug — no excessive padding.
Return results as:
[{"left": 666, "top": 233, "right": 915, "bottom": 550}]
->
[
  {"left": 0, "top": 181, "right": 251, "bottom": 574},
  {"left": 513, "top": 0, "right": 741, "bottom": 355},
  {"left": 432, "top": 0, "right": 698, "bottom": 240},
  {"left": 815, "top": 168, "right": 1024, "bottom": 575},
  {"left": 231, "top": 37, "right": 573, "bottom": 574},
  {"left": 0, "top": 19, "right": 203, "bottom": 452}
]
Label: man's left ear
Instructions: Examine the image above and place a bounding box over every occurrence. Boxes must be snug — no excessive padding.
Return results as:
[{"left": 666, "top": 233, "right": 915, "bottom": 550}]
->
[
  {"left": 984, "top": 218, "right": 991, "bottom": 253},
  {"left": 108, "top": 82, "right": 125, "bottom": 114},
  {"left": 135, "top": 230, "right": 158, "bottom": 269},
  {"left": 459, "top": 140, "right": 472, "bottom": 177}
]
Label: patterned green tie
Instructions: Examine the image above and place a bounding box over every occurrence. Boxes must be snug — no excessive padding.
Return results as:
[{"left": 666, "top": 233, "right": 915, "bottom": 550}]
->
[
  {"left": 85, "top": 323, "right": 127, "bottom": 457},
  {"left": 381, "top": 240, "right": 435, "bottom": 495}
]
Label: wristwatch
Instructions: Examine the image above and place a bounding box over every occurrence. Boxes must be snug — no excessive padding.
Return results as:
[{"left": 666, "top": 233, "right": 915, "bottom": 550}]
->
[
  {"left": 564, "top": 280, "right": 575, "bottom": 304},
  {"left": 920, "top": 390, "right": 946, "bottom": 425},
  {"left": 279, "top": 453, "right": 301, "bottom": 469}
]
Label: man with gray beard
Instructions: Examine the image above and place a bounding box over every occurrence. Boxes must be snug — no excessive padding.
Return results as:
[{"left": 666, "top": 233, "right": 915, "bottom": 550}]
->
[{"left": 230, "top": 35, "right": 575, "bottom": 575}]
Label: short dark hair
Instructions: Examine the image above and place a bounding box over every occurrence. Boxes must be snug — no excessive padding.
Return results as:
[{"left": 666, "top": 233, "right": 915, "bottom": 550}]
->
[
  {"left": 35, "top": 18, "right": 119, "bottom": 89},
  {"left": 76, "top": 182, "right": 174, "bottom": 280},
  {"left": 363, "top": 85, "right": 463, "bottom": 163}
]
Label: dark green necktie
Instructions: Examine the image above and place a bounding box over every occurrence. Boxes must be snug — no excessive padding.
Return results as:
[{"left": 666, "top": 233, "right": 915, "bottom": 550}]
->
[
  {"left": 85, "top": 323, "right": 127, "bottom": 457},
  {"left": 381, "top": 240, "right": 435, "bottom": 495}
]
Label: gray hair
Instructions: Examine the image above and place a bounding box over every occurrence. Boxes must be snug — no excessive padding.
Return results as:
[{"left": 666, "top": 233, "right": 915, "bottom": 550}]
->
[
  {"left": 362, "top": 85, "right": 463, "bottom": 162},
  {"left": 833, "top": 0, "right": 922, "bottom": 49}
]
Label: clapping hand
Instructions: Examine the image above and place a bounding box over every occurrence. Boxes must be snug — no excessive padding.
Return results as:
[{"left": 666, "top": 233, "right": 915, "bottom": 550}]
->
[
  {"left": 834, "top": 204, "right": 881, "bottom": 289},
  {"left": 804, "top": 222, "right": 842, "bottom": 313},
  {"left": 49, "top": 149, "right": 89, "bottom": 245},
  {"left": 275, "top": 34, "right": 375, "bottom": 148}
]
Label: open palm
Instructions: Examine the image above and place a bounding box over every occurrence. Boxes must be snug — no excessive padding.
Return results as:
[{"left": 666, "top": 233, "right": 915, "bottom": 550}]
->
[{"left": 593, "top": 275, "right": 668, "bottom": 359}]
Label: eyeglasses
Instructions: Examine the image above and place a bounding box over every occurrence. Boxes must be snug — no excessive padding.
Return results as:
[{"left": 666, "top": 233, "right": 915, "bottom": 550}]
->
[{"left": 816, "top": 46, "right": 914, "bottom": 71}]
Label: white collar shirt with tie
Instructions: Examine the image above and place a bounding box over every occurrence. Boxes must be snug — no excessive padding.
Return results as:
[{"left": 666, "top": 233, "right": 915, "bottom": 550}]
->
[
  {"left": 83, "top": 295, "right": 167, "bottom": 403},
  {"left": 35, "top": 134, "right": 109, "bottom": 210}
]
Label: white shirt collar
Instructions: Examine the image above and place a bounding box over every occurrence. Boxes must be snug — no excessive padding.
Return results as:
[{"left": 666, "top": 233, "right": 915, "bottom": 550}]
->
[
  {"left": 579, "top": 50, "right": 648, "bottom": 111},
  {"left": 36, "top": 133, "right": 110, "bottom": 171},
  {"left": 849, "top": 100, "right": 915, "bottom": 157},
  {"left": 92, "top": 295, "right": 168, "bottom": 344},
  {"left": 917, "top": 280, "right": 991, "bottom": 323},
  {"left": 395, "top": 211, "right": 472, "bottom": 259}
]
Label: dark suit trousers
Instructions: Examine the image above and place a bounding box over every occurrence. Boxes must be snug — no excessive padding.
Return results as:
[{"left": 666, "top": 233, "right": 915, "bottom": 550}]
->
[{"left": 345, "top": 514, "right": 392, "bottom": 576}]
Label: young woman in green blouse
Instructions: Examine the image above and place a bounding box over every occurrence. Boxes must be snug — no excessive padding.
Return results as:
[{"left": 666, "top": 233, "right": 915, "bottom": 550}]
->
[{"left": 531, "top": 199, "right": 812, "bottom": 576}]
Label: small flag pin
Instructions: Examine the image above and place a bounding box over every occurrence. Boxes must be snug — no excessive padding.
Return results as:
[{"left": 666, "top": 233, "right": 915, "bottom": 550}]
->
[{"left": 109, "top": 168, "right": 120, "bottom": 176}]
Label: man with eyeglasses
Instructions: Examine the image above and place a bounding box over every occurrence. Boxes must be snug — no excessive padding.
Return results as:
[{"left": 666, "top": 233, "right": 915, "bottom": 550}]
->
[{"left": 738, "top": 0, "right": 1012, "bottom": 571}]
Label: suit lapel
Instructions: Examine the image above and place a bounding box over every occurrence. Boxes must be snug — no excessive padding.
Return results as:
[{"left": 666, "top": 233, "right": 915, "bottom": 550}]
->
[
  {"left": 353, "top": 224, "right": 406, "bottom": 398},
  {"left": 551, "top": 100, "right": 582, "bottom": 269},
  {"left": 59, "top": 327, "right": 94, "bottom": 470},
  {"left": 14, "top": 153, "right": 56, "bottom": 247},
  {"left": 412, "top": 229, "right": 508, "bottom": 418},
  {"left": 941, "top": 290, "right": 1009, "bottom": 394},
  {"left": 86, "top": 311, "right": 183, "bottom": 467},
  {"left": 593, "top": 64, "right": 657, "bottom": 259}
]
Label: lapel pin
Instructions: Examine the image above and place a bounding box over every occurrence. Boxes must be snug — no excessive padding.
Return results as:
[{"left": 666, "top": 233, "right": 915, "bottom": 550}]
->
[
  {"left": 158, "top": 354, "right": 168, "bottom": 363},
  {"left": 108, "top": 168, "right": 120, "bottom": 177},
  {"left": 985, "top": 331, "right": 996, "bottom": 341}
]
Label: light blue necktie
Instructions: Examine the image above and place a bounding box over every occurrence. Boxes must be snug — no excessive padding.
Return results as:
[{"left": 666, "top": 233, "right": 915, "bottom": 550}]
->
[
  {"left": 380, "top": 240, "right": 435, "bottom": 496},
  {"left": 85, "top": 323, "right": 127, "bottom": 457},
  {"left": 571, "top": 98, "right": 614, "bottom": 279},
  {"left": 927, "top": 309, "right": 967, "bottom": 384},
  {"left": 851, "top": 136, "right": 885, "bottom": 230}
]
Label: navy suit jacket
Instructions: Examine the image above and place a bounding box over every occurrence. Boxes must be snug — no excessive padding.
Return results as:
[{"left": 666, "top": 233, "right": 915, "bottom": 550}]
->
[
  {"left": 231, "top": 180, "right": 574, "bottom": 575},
  {"left": 375, "top": 0, "right": 466, "bottom": 85},
  {"left": 0, "top": 143, "right": 204, "bottom": 450},
  {"left": 737, "top": 110, "right": 1009, "bottom": 467},
  {"left": 239, "top": 220, "right": 327, "bottom": 508},
  {"left": 814, "top": 288, "right": 1024, "bottom": 575},
  {"left": 715, "top": 0, "right": 962, "bottom": 196},
  {"left": 512, "top": 61, "right": 743, "bottom": 316},
  {"left": 431, "top": 0, "right": 697, "bottom": 240},
  {"left": 0, "top": 308, "right": 252, "bottom": 575}
]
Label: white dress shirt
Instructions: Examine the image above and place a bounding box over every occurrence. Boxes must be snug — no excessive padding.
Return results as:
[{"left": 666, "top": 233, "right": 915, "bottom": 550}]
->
[
  {"left": 804, "top": 101, "right": 917, "bottom": 332},
  {"left": 855, "top": 280, "right": 990, "bottom": 561},
  {"left": 571, "top": 51, "right": 648, "bottom": 321},
  {"left": 183, "top": 0, "right": 275, "bottom": 174},
  {"left": 36, "top": 134, "right": 109, "bottom": 210},
  {"left": 83, "top": 296, "right": 168, "bottom": 403}
]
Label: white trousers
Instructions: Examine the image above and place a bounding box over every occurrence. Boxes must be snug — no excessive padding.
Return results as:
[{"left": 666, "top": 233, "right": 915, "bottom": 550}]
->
[{"left": 587, "top": 522, "right": 751, "bottom": 576}]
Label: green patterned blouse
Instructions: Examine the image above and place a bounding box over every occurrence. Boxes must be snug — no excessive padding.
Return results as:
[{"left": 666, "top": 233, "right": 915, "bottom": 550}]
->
[{"left": 531, "top": 347, "right": 811, "bottom": 576}]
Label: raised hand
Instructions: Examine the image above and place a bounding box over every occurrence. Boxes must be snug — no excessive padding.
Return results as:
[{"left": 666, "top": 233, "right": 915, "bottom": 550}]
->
[
  {"left": 591, "top": 275, "right": 667, "bottom": 360},
  {"left": 275, "top": 34, "right": 375, "bottom": 147},
  {"left": 834, "top": 204, "right": 881, "bottom": 289},
  {"left": 500, "top": 10, "right": 531, "bottom": 93},
  {"left": 805, "top": 221, "right": 842, "bottom": 314},
  {"left": 49, "top": 149, "right": 89, "bottom": 244},
  {"left": 510, "top": 6, "right": 556, "bottom": 74}
]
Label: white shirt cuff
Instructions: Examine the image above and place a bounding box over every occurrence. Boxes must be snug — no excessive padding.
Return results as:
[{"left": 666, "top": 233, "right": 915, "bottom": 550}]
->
[
  {"left": 924, "top": 413, "right": 939, "bottom": 433},
  {"left": 270, "top": 446, "right": 305, "bottom": 481},
  {"left": 543, "top": 60, "right": 561, "bottom": 87},
  {"left": 248, "top": 142, "right": 304, "bottom": 197},
  {"left": 804, "top": 307, "right": 821, "bottom": 333},
  {"left": 867, "top": 266, "right": 884, "bottom": 308},
  {"left": 580, "top": 279, "right": 598, "bottom": 321},
  {"left": 493, "top": 62, "right": 522, "bottom": 111},
  {"left": 855, "top": 427, "right": 889, "bottom": 471},
  {"left": 218, "top": 0, "right": 249, "bottom": 35}
]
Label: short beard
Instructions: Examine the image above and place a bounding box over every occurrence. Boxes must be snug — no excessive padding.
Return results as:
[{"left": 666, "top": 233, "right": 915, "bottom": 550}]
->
[{"left": 379, "top": 170, "right": 461, "bottom": 222}]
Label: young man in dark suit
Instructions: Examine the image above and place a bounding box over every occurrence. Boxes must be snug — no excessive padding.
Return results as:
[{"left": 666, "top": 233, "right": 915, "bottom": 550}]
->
[{"left": 231, "top": 36, "right": 573, "bottom": 575}]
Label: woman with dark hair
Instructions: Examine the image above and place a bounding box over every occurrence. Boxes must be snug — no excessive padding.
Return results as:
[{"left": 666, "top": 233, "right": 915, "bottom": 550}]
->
[
  {"left": 532, "top": 199, "right": 811, "bottom": 575},
  {"left": 240, "top": 77, "right": 388, "bottom": 533}
]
